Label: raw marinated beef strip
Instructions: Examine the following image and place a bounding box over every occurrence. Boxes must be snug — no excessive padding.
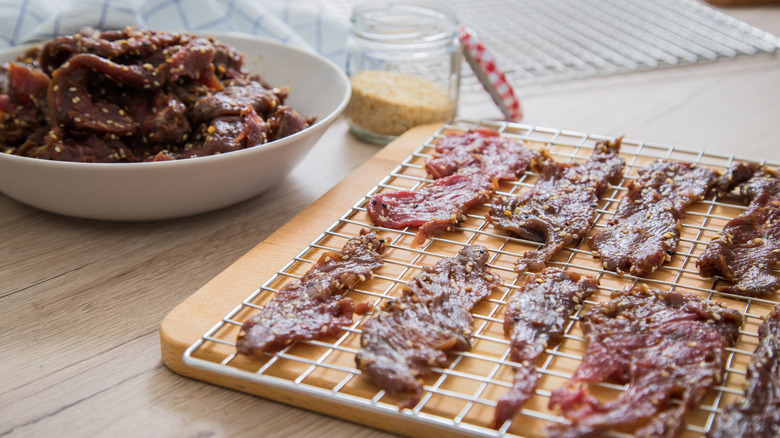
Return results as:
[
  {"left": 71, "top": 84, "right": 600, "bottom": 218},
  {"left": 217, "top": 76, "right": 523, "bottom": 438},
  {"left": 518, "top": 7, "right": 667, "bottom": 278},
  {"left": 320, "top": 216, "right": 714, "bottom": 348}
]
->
[
  {"left": 492, "top": 268, "right": 599, "bottom": 429},
  {"left": 547, "top": 285, "right": 743, "bottom": 438},
  {"left": 589, "top": 159, "right": 719, "bottom": 277},
  {"left": 424, "top": 128, "right": 537, "bottom": 180},
  {"left": 236, "top": 230, "right": 387, "bottom": 356},
  {"left": 698, "top": 207, "right": 780, "bottom": 297},
  {"left": 486, "top": 138, "right": 625, "bottom": 272},
  {"left": 356, "top": 246, "right": 501, "bottom": 408},
  {"left": 707, "top": 304, "right": 780, "bottom": 438},
  {"left": 367, "top": 129, "right": 536, "bottom": 246},
  {"left": 367, "top": 169, "right": 496, "bottom": 246},
  {"left": 697, "top": 163, "right": 780, "bottom": 297},
  {"left": 3, "top": 27, "right": 312, "bottom": 162}
]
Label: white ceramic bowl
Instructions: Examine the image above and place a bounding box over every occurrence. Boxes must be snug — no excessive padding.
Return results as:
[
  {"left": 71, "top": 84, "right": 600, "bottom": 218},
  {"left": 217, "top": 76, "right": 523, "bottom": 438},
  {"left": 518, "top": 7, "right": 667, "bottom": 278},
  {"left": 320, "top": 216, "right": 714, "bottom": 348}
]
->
[{"left": 0, "top": 33, "right": 350, "bottom": 221}]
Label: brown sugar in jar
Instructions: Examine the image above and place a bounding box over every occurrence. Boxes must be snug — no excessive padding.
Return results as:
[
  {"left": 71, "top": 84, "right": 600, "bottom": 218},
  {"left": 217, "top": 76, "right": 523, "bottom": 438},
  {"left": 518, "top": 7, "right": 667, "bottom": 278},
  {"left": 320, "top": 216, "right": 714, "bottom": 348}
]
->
[{"left": 347, "top": 70, "right": 455, "bottom": 138}]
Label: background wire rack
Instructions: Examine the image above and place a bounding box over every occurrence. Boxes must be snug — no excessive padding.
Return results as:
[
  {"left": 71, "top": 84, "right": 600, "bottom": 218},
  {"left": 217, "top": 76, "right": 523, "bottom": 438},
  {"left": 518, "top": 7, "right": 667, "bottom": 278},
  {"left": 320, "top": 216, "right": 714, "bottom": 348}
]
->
[
  {"left": 183, "top": 120, "right": 780, "bottom": 438},
  {"left": 303, "top": 0, "right": 780, "bottom": 88}
]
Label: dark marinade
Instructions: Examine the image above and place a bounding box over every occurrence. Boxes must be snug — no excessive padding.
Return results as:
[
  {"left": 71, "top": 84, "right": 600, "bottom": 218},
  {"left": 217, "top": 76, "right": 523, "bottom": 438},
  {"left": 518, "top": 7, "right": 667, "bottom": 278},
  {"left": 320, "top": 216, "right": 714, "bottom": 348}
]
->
[
  {"left": 236, "top": 230, "right": 386, "bottom": 356},
  {"left": 492, "top": 267, "right": 599, "bottom": 429},
  {"left": 589, "top": 159, "right": 719, "bottom": 276},
  {"left": 486, "top": 138, "right": 625, "bottom": 272},
  {"left": 356, "top": 245, "right": 501, "bottom": 409},
  {"left": 697, "top": 163, "right": 780, "bottom": 297},
  {"left": 547, "top": 285, "right": 742, "bottom": 438},
  {"left": 706, "top": 304, "right": 780, "bottom": 438},
  {"left": 367, "top": 129, "right": 536, "bottom": 246},
  {"left": 0, "top": 27, "right": 313, "bottom": 162}
]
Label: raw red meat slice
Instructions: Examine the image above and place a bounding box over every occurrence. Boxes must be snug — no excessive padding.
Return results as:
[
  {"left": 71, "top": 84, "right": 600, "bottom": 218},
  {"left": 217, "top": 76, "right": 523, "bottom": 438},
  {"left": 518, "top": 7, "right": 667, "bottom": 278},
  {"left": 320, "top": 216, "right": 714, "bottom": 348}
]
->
[
  {"left": 590, "top": 159, "right": 718, "bottom": 276},
  {"left": 237, "top": 230, "right": 387, "bottom": 356},
  {"left": 367, "top": 169, "right": 496, "bottom": 246},
  {"left": 698, "top": 163, "right": 780, "bottom": 296},
  {"left": 367, "top": 129, "right": 536, "bottom": 246},
  {"left": 356, "top": 245, "right": 501, "bottom": 408},
  {"left": 425, "top": 128, "right": 536, "bottom": 181},
  {"left": 492, "top": 268, "right": 599, "bottom": 429},
  {"left": 487, "top": 138, "right": 625, "bottom": 271},
  {"left": 706, "top": 304, "right": 780, "bottom": 438},
  {"left": 547, "top": 285, "right": 742, "bottom": 438}
]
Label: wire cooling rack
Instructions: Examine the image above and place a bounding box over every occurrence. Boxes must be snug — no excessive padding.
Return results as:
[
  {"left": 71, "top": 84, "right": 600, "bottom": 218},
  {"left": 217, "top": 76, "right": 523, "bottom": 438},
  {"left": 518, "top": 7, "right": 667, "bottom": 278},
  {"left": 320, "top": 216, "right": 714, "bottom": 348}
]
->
[
  {"left": 300, "top": 0, "right": 780, "bottom": 88},
  {"left": 183, "top": 120, "right": 780, "bottom": 438},
  {"left": 453, "top": 0, "right": 780, "bottom": 88}
]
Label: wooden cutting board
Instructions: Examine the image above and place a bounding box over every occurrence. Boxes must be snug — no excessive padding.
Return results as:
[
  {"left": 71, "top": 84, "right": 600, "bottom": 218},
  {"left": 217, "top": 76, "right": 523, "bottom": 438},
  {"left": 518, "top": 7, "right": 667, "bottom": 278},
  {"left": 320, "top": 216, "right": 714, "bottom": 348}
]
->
[{"left": 159, "top": 123, "right": 450, "bottom": 437}]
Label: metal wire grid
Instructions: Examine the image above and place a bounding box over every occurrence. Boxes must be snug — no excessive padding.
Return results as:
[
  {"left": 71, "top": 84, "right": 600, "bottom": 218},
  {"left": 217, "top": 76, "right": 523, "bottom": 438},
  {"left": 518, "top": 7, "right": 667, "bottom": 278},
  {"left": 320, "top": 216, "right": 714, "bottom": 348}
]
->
[
  {"left": 183, "top": 120, "right": 780, "bottom": 438},
  {"left": 454, "top": 0, "right": 780, "bottom": 88},
  {"left": 300, "top": 0, "right": 780, "bottom": 88}
]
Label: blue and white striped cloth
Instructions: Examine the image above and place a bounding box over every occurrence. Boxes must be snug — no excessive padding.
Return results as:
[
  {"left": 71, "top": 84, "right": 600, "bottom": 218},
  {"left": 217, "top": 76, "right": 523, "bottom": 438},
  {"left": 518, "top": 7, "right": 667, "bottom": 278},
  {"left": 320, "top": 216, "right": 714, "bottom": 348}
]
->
[{"left": 0, "top": 0, "right": 351, "bottom": 67}]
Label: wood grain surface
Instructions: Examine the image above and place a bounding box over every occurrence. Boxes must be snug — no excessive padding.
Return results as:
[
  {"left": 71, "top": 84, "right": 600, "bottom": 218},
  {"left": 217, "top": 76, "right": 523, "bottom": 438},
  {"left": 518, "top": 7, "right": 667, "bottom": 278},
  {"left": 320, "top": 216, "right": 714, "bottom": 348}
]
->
[{"left": 2, "top": 3, "right": 780, "bottom": 437}]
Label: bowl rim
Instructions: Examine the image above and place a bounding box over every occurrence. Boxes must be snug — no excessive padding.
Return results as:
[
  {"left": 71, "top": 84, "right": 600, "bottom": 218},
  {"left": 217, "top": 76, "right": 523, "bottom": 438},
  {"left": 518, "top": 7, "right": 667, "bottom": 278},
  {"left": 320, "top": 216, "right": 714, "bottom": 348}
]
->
[{"left": 0, "top": 31, "right": 351, "bottom": 170}]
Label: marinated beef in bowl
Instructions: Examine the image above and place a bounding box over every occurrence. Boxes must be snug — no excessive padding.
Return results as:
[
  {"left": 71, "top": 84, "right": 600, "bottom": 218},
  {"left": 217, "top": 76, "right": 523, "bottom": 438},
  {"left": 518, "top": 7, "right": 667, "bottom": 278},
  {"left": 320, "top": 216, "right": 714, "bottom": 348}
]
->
[
  {"left": 0, "top": 27, "right": 314, "bottom": 162},
  {"left": 0, "top": 29, "right": 350, "bottom": 220}
]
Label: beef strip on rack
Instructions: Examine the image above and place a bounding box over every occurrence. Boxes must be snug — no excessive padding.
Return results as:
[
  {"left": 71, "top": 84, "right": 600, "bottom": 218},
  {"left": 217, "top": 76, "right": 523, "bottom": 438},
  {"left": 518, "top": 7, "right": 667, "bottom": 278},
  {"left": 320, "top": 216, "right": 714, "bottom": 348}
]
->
[
  {"left": 366, "top": 129, "right": 536, "bottom": 247},
  {"left": 589, "top": 159, "right": 719, "bottom": 277},
  {"left": 697, "top": 163, "right": 780, "bottom": 297},
  {"left": 367, "top": 169, "right": 497, "bottom": 247},
  {"left": 236, "top": 230, "right": 387, "bottom": 356},
  {"left": 707, "top": 304, "right": 780, "bottom": 438},
  {"left": 492, "top": 268, "right": 599, "bottom": 429},
  {"left": 547, "top": 284, "right": 742, "bottom": 438},
  {"left": 356, "top": 245, "right": 501, "bottom": 409},
  {"left": 424, "top": 128, "right": 537, "bottom": 180},
  {"left": 485, "top": 137, "right": 625, "bottom": 272}
]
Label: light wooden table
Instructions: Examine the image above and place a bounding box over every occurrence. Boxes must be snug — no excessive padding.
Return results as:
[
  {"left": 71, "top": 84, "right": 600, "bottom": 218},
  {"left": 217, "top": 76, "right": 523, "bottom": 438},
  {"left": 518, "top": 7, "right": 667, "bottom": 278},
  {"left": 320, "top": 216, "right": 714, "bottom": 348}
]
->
[{"left": 2, "top": 3, "right": 779, "bottom": 438}]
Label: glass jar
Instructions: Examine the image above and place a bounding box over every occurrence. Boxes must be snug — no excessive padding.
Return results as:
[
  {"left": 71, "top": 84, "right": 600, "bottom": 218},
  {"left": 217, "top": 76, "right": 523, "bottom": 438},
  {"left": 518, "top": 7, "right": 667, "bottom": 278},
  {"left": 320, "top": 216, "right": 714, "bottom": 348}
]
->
[{"left": 345, "top": 0, "right": 462, "bottom": 145}]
